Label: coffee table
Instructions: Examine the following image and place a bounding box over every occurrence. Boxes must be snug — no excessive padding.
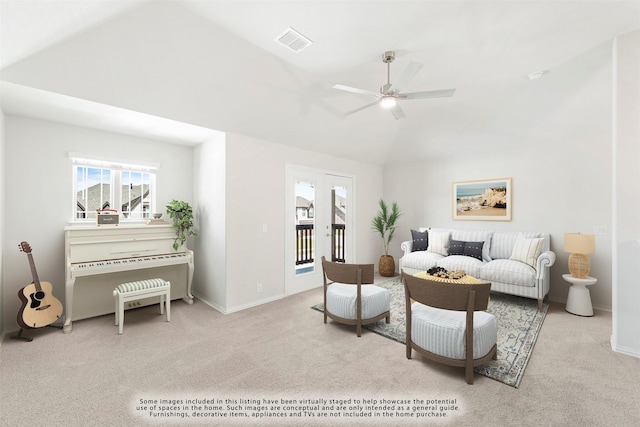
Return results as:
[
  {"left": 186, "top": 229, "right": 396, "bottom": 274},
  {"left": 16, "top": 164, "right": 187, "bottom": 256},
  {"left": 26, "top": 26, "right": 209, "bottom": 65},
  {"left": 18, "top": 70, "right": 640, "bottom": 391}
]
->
[{"left": 414, "top": 271, "right": 484, "bottom": 284}]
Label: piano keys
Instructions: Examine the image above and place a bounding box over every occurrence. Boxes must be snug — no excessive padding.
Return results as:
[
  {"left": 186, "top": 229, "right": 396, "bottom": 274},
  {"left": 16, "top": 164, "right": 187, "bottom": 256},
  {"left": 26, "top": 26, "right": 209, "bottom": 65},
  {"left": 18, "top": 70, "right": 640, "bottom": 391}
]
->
[
  {"left": 64, "top": 224, "right": 194, "bottom": 333},
  {"left": 70, "top": 253, "right": 190, "bottom": 276}
]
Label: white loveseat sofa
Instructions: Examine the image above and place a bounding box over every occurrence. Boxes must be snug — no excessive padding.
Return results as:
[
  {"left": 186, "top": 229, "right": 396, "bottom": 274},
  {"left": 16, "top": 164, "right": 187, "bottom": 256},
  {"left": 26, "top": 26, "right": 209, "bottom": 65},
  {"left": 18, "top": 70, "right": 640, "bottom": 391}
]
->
[{"left": 399, "top": 228, "right": 556, "bottom": 310}]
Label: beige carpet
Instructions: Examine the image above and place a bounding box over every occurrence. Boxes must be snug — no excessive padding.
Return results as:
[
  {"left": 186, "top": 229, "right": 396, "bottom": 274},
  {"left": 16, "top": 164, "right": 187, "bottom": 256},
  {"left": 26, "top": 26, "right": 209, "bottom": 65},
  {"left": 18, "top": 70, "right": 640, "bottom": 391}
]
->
[
  {"left": 1, "top": 283, "right": 639, "bottom": 426},
  {"left": 312, "top": 277, "right": 549, "bottom": 388}
]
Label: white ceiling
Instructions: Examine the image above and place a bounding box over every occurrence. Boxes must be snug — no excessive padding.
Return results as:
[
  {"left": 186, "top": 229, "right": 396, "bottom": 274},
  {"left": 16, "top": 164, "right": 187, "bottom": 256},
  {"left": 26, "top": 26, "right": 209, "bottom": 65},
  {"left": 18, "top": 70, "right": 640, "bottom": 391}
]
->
[{"left": 1, "top": 0, "right": 639, "bottom": 164}]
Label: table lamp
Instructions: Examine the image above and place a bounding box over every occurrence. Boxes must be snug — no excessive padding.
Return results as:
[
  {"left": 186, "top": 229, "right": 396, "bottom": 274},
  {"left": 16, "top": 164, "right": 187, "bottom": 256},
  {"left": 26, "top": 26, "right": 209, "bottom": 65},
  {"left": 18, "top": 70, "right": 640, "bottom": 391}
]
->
[{"left": 564, "top": 233, "right": 595, "bottom": 279}]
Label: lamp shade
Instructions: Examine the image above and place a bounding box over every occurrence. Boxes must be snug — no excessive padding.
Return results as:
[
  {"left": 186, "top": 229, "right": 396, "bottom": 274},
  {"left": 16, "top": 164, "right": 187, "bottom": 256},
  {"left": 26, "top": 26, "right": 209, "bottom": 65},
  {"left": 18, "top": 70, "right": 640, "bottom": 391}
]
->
[{"left": 564, "top": 233, "right": 595, "bottom": 254}]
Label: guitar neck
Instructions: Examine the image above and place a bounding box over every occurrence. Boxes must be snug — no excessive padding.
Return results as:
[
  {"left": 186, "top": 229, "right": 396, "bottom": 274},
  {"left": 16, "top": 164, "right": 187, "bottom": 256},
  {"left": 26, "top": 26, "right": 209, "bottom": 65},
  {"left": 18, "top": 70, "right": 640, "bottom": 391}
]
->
[{"left": 26, "top": 253, "right": 42, "bottom": 292}]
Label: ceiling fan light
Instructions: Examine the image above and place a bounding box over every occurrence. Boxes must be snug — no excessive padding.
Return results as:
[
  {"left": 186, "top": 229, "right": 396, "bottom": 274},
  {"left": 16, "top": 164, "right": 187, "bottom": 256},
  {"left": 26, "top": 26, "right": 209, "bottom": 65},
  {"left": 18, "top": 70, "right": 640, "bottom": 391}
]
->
[{"left": 380, "top": 96, "right": 397, "bottom": 109}]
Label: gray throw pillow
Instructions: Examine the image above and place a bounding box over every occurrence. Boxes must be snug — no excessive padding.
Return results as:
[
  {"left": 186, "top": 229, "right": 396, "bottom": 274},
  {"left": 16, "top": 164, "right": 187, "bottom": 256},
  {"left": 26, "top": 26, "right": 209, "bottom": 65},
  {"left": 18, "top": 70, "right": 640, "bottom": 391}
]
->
[
  {"left": 448, "top": 239, "right": 465, "bottom": 256},
  {"left": 464, "top": 241, "right": 484, "bottom": 261},
  {"left": 411, "top": 229, "right": 429, "bottom": 252}
]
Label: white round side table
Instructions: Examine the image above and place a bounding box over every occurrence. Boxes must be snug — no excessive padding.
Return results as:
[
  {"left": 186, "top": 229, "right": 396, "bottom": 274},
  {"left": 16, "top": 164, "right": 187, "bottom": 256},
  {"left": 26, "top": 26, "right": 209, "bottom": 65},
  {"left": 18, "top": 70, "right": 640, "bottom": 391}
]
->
[{"left": 562, "top": 274, "right": 597, "bottom": 316}]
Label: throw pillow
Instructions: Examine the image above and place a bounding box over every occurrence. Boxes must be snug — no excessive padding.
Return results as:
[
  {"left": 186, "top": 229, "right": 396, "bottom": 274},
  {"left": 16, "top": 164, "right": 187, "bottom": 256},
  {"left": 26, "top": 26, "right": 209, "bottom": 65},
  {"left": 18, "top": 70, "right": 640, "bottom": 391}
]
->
[
  {"left": 448, "top": 239, "right": 465, "bottom": 256},
  {"left": 510, "top": 237, "right": 544, "bottom": 268},
  {"left": 464, "top": 241, "right": 484, "bottom": 261},
  {"left": 451, "top": 230, "right": 493, "bottom": 261},
  {"left": 428, "top": 230, "right": 450, "bottom": 256},
  {"left": 411, "top": 229, "right": 429, "bottom": 252}
]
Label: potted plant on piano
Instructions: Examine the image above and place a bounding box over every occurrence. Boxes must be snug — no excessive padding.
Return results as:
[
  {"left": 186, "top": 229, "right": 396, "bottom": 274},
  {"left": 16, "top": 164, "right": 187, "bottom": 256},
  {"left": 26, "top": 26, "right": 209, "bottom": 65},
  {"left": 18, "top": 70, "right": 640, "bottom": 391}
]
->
[
  {"left": 166, "top": 200, "right": 198, "bottom": 250},
  {"left": 372, "top": 199, "right": 401, "bottom": 277}
]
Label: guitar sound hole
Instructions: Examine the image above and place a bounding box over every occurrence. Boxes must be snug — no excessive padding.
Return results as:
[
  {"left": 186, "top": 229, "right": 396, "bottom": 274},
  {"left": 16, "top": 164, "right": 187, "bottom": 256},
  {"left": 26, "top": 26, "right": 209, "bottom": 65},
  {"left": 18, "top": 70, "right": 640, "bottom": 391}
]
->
[{"left": 34, "top": 291, "right": 46, "bottom": 301}]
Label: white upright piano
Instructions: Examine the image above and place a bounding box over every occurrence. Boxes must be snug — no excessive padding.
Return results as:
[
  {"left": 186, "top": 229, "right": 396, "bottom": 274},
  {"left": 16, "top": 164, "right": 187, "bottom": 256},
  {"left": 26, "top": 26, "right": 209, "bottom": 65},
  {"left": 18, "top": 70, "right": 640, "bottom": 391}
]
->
[{"left": 64, "top": 224, "right": 194, "bottom": 333}]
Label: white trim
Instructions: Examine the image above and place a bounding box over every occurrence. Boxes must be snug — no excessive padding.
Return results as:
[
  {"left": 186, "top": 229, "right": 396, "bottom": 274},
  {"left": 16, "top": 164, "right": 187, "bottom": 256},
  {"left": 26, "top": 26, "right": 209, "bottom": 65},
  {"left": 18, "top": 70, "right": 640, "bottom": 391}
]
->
[
  {"left": 285, "top": 164, "right": 357, "bottom": 296},
  {"left": 70, "top": 156, "right": 157, "bottom": 223},
  {"left": 611, "top": 343, "right": 640, "bottom": 359},
  {"left": 68, "top": 152, "right": 159, "bottom": 171},
  {"left": 193, "top": 292, "right": 286, "bottom": 315},
  {"left": 611, "top": 35, "right": 618, "bottom": 358}
]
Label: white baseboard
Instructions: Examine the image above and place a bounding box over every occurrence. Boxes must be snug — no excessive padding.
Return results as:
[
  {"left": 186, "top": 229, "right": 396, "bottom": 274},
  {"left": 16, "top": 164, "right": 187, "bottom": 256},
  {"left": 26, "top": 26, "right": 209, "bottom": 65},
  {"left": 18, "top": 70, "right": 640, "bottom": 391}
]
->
[
  {"left": 610, "top": 337, "right": 640, "bottom": 359},
  {"left": 192, "top": 292, "right": 225, "bottom": 313},
  {"left": 193, "top": 291, "right": 286, "bottom": 314}
]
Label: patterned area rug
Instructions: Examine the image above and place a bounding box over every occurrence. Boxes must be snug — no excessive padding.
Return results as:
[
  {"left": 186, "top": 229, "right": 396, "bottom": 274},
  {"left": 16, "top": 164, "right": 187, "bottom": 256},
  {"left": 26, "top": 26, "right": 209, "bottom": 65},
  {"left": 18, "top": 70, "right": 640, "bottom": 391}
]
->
[{"left": 312, "top": 277, "right": 548, "bottom": 388}]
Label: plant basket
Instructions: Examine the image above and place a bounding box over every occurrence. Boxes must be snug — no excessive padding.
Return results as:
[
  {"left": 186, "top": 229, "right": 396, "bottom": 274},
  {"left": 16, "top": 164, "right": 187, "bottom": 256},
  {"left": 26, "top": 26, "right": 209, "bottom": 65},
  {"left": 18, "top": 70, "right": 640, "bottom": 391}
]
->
[{"left": 378, "top": 255, "right": 395, "bottom": 277}]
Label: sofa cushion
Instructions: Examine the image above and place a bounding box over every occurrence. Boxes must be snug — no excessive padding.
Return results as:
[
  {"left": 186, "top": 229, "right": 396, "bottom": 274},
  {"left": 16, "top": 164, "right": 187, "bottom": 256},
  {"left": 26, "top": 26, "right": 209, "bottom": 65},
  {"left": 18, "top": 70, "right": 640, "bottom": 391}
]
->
[
  {"left": 401, "top": 251, "right": 444, "bottom": 272},
  {"left": 437, "top": 255, "right": 484, "bottom": 278},
  {"left": 491, "top": 231, "right": 542, "bottom": 260},
  {"left": 411, "top": 302, "right": 497, "bottom": 359},
  {"left": 428, "top": 229, "right": 450, "bottom": 256},
  {"left": 411, "top": 229, "right": 429, "bottom": 252},
  {"left": 480, "top": 259, "right": 536, "bottom": 287},
  {"left": 451, "top": 230, "right": 493, "bottom": 261},
  {"left": 510, "top": 236, "right": 544, "bottom": 268}
]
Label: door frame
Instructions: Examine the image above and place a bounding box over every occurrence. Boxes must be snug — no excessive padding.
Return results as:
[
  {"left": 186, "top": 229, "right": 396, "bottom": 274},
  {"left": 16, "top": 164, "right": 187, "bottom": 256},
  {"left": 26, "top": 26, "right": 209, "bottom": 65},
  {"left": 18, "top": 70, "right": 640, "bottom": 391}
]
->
[{"left": 284, "top": 164, "right": 356, "bottom": 296}]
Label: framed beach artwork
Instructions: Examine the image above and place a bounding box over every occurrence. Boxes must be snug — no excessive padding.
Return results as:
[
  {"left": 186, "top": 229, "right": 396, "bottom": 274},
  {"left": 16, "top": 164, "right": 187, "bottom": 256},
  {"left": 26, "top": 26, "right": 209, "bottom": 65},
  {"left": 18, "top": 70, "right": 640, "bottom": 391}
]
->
[{"left": 453, "top": 178, "right": 512, "bottom": 221}]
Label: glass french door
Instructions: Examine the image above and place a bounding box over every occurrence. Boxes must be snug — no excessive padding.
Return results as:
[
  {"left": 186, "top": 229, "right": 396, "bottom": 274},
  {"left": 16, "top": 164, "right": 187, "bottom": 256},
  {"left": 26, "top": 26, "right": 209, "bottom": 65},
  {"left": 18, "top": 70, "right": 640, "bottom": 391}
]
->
[{"left": 285, "top": 165, "right": 354, "bottom": 295}]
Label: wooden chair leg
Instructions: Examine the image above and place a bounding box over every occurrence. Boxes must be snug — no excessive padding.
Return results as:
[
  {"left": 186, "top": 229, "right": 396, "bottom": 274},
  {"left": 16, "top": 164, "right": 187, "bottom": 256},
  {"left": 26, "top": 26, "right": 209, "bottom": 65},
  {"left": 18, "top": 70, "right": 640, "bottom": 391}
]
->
[
  {"left": 465, "top": 365, "right": 474, "bottom": 385},
  {"left": 385, "top": 314, "right": 390, "bottom": 324}
]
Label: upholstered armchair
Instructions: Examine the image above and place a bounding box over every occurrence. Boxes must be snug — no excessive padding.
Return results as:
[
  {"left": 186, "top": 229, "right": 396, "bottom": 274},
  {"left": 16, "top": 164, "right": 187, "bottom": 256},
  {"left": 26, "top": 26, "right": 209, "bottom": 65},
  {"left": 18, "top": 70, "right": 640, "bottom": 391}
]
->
[
  {"left": 402, "top": 271, "right": 497, "bottom": 384},
  {"left": 321, "top": 256, "right": 391, "bottom": 337}
]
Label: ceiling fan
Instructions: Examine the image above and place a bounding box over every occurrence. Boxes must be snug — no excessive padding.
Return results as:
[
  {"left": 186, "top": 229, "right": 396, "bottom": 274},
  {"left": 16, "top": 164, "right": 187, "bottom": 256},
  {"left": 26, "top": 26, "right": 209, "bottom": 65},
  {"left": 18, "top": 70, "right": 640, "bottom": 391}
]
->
[{"left": 333, "top": 51, "right": 455, "bottom": 120}]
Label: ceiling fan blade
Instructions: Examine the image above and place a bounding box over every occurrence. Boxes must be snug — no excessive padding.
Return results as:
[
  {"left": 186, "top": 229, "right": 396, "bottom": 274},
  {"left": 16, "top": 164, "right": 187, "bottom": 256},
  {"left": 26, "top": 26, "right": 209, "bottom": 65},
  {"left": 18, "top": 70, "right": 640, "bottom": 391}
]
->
[
  {"left": 344, "top": 100, "right": 381, "bottom": 116},
  {"left": 333, "top": 84, "right": 380, "bottom": 98},
  {"left": 387, "top": 61, "right": 423, "bottom": 94},
  {"left": 390, "top": 104, "right": 406, "bottom": 120},
  {"left": 399, "top": 88, "right": 456, "bottom": 99}
]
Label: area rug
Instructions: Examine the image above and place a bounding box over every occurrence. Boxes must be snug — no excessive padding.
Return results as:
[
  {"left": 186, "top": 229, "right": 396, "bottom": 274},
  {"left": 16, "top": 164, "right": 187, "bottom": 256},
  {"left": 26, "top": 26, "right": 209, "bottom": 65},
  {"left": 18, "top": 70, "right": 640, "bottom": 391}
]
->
[{"left": 312, "top": 277, "right": 548, "bottom": 388}]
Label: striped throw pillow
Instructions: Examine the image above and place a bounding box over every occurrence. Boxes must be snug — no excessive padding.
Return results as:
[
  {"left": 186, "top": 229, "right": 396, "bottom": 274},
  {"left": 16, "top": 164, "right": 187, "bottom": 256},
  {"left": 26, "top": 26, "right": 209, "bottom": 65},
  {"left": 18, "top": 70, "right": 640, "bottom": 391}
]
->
[
  {"left": 510, "top": 236, "right": 543, "bottom": 268},
  {"left": 428, "top": 230, "right": 450, "bottom": 256}
]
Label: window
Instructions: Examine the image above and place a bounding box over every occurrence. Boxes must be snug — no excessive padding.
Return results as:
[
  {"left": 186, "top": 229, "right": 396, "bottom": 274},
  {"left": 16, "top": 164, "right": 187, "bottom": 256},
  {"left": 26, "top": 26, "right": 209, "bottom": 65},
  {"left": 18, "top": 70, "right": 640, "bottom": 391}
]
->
[
  {"left": 75, "top": 165, "right": 111, "bottom": 219},
  {"left": 120, "top": 169, "right": 153, "bottom": 219},
  {"left": 71, "top": 155, "right": 157, "bottom": 222}
]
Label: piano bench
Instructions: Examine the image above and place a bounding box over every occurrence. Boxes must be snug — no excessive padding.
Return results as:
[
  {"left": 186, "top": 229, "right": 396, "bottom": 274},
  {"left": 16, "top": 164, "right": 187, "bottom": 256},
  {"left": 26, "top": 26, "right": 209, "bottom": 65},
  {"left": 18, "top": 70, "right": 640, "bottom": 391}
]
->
[{"left": 112, "top": 278, "right": 171, "bottom": 335}]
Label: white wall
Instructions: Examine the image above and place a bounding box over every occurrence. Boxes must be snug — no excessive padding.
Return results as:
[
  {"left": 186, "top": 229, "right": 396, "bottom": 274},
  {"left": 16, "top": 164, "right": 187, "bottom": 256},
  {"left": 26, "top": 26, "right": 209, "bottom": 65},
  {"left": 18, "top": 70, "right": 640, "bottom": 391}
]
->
[
  {"left": 192, "top": 136, "right": 227, "bottom": 311},
  {"left": 0, "top": 111, "right": 5, "bottom": 335},
  {"left": 1, "top": 116, "right": 194, "bottom": 332},
  {"left": 0, "top": 115, "right": 383, "bottom": 322},
  {"left": 613, "top": 30, "right": 640, "bottom": 357},
  {"left": 212, "top": 132, "right": 383, "bottom": 313},
  {"left": 384, "top": 40, "right": 614, "bottom": 310}
]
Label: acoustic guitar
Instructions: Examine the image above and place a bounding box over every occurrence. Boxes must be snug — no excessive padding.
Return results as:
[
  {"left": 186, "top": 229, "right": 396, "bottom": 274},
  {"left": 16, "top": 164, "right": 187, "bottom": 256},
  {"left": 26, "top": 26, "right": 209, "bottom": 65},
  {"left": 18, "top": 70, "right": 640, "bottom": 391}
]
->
[{"left": 17, "top": 241, "right": 63, "bottom": 329}]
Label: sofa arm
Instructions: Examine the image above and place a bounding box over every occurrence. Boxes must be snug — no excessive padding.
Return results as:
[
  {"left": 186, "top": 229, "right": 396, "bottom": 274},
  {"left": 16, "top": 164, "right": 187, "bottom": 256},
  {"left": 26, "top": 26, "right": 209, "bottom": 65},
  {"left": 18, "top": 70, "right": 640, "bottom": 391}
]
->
[
  {"left": 400, "top": 240, "right": 413, "bottom": 256},
  {"left": 535, "top": 251, "right": 556, "bottom": 279}
]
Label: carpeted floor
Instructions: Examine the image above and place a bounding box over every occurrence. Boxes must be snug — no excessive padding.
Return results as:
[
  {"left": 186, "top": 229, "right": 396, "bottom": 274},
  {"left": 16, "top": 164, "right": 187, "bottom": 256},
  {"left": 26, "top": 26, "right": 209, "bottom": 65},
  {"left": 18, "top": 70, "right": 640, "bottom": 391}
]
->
[
  {"left": 313, "top": 278, "right": 548, "bottom": 388},
  {"left": 1, "top": 282, "right": 639, "bottom": 426}
]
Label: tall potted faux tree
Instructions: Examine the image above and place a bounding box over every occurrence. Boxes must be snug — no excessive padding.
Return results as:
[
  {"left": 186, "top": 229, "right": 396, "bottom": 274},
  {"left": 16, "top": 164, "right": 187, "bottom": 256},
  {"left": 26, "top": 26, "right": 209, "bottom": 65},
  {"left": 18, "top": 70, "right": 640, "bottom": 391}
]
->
[
  {"left": 166, "top": 200, "right": 198, "bottom": 250},
  {"left": 372, "top": 199, "right": 401, "bottom": 277}
]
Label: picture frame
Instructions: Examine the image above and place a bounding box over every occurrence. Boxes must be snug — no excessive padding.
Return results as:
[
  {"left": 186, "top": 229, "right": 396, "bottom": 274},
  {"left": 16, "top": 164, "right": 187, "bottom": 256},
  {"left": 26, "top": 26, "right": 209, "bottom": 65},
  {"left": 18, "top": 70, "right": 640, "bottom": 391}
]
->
[{"left": 453, "top": 178, "right": 512, "bottom": 221}]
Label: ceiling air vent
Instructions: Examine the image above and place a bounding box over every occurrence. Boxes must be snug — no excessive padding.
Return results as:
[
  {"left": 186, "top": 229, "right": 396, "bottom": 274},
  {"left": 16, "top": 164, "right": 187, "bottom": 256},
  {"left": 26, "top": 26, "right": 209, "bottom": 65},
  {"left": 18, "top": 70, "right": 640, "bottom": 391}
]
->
[{"left": 275, "top": 27, "right": 312, "bottom": 53}]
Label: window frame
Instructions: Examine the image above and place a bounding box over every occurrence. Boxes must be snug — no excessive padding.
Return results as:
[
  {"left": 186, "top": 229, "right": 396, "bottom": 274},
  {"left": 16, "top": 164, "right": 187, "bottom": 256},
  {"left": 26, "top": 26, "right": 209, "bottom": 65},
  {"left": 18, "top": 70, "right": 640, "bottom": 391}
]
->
[{"left": 70, "top": 154, "right": 158, "bottom": 223}]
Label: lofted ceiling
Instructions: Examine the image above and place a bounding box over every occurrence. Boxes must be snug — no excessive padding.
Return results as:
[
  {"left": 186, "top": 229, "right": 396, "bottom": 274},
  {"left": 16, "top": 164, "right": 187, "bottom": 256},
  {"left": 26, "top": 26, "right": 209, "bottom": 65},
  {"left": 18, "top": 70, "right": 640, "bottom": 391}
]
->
[{"left": 1, "top": 0, "right": 639, "bottom": 165}]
